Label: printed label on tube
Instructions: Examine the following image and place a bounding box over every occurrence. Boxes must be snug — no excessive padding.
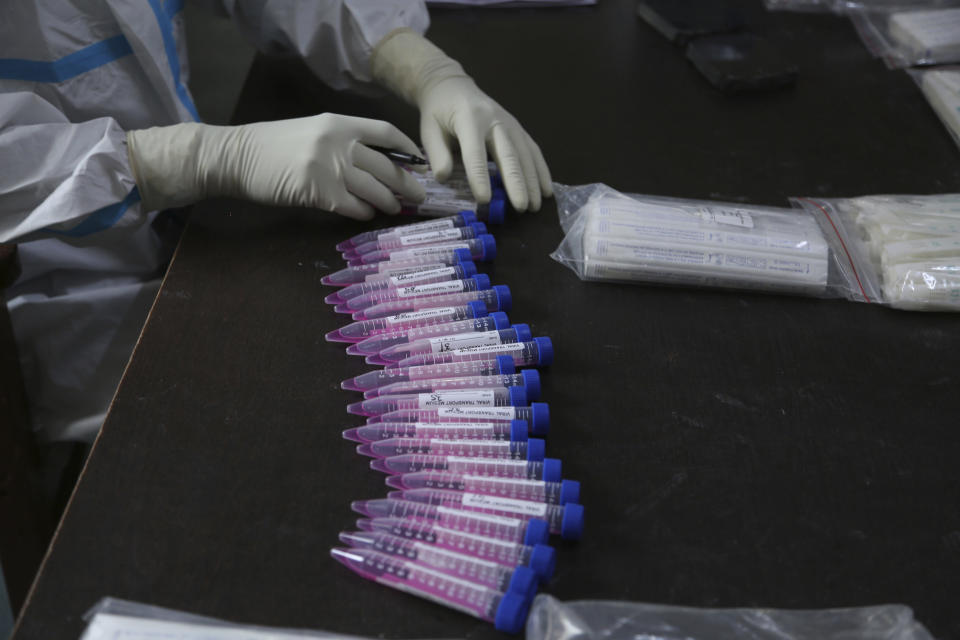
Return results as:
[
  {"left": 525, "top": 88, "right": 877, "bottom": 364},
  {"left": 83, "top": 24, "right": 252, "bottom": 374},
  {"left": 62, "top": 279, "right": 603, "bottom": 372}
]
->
[
  {"left": 401, "top": 243, "right": 470, "bottom": 259},
  {"left": 428, "top": 332, "right": 502, "bottom": 353},
  {"left": 390, "top": 266, "right": 456, "bottom": 285},
  {"left": 385, "top": 307, "right": 457, "bottom": 326},
  {"left": 439, "top": 407, "right": 517, "bottom": 420},
  {"left": 447, "top": 456, "right": 526, "bottom": 469},
  {"left": 464, "top": 475, "right": 544, "bottom": 489},
  {"left": 396, "top": 280, "right": 467, "bottom": 299},
  {"left": 396, "top": 219, "right": 456, "bottom": 235},
  {"left": 437, "top": 505, "right": 523, "bottom": 527},
  {"left": 399, "top": 229, "right": 465, "bottom": 246},
  {"left": 452, "top": 342, "right": 524, "bottom": 356},
  {"left": 462, "top": 492, "right": 549, "bottom": 517},
  {"left": 418, "top": 390, "right": 497, "bottom": 408},
  {"left": 413, "top": 541, "right": 501, "bottom": 569}
]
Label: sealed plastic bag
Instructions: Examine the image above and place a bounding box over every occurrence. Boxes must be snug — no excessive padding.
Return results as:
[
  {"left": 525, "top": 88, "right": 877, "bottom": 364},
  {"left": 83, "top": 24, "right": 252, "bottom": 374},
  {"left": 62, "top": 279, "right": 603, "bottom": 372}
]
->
[
  {"left": 849, "top": 4, "right": 960, "bottom": 68},
  {"left": 792, "top": 194, "right": 960, "bottom": 310},
  {"left": 526, "top": 594, "right": 934, "bottom": 640},
  {"left": 910, "top": 66, "right": 960, "bottom": 151},
  {"left": 79, "top": 597, "right": 429, "bottom": 640},
  {"left": 550, "top": 183, "right": 851, "bottom": 298}
]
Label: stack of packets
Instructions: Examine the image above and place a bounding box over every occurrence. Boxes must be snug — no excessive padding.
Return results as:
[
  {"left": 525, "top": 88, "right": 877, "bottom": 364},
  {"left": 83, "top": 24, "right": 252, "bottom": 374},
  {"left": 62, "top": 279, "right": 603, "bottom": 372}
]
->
[
  {"left": 552, "top": 183, "right": 960, "bottom": 311},
  {"left": 322, "top": 172, "right": 585, "bottom": 635}
]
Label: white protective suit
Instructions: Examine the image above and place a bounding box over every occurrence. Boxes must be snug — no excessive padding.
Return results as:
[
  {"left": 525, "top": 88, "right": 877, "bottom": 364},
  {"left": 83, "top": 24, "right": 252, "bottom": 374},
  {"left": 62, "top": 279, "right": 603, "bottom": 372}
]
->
[{"left": 0, "top": 0, "right": 429, "bottom": 442}]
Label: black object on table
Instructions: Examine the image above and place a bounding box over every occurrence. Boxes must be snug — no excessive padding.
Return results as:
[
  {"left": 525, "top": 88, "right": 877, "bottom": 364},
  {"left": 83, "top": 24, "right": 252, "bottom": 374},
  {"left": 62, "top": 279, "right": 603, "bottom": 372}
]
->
[{"left": 12, "top": 1, "right": 960, "bottom": 639}]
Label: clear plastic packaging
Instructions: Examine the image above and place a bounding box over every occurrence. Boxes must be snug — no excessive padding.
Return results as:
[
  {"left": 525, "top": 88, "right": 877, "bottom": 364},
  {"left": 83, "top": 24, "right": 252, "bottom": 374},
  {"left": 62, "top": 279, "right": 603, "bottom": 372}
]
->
[
  {"left": 551, "top": 184, "right": 842, "bottom": 298},
  {"left": 849, "top": 4, "right": 960, "bottom": 68},
  {"left": 791, "top": 194, "right": 960, "bottom": 310},
  {"left": 80, "top": 597, "right": 383, "bottom": 640},
  {"left": 764, "top": 0, "right": 957, "bottom": 13},
  {"left": 909, "top": 66, "right": 960, "bottom": 151},
  {"left": 526, "top": 594, "right": 934, "bottom": 640}
]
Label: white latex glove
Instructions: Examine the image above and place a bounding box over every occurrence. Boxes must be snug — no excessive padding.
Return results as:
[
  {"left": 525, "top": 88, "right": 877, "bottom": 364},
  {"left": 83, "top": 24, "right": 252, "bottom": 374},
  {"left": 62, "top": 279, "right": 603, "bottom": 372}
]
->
[
  {"left": 371, "top": 29, "right": 553, "bottom": 212},
  {"left": 127, "top": 114, "right": 426, "bottom": 220}
]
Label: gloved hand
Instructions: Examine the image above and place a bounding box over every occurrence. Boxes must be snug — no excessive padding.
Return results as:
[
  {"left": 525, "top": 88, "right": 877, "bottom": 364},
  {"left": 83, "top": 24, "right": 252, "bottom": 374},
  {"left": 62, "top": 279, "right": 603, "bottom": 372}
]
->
[
  {"left": 371, "top": 29, "right": 553, "bottom": 213},
  {"left": 126, "top": 113, "right": 426, "bottom": 220}
]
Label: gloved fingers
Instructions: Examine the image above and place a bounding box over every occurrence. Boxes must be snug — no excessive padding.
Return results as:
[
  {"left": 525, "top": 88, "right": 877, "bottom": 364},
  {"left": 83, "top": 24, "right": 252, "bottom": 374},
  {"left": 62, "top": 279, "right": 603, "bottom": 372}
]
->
[
  {"left": 453, "top": 111, "right": 493, "bottom": 205},
  {"left": 512, "top": 127, "right": 542, "bottom": 212},
  {"left": 526, "top": 132, "right": 554, "bottom": 198},
  {"left": 421, "top": 114, "right": 455, "bottom": 183},
  {"left": 334, "top": 190, "right": 377, "bottom": 221},
  {"left": 354, "top": 144, "right": 426, "bottom": 203},
  {"left": 345, "top": 166, "right": 403, "bottom": 215},
  {"left": 354, "top": 118, "right": 423, "bottom": 158},
  {"left": 490, "top": 124, "right": 530, "bottom": 212}
]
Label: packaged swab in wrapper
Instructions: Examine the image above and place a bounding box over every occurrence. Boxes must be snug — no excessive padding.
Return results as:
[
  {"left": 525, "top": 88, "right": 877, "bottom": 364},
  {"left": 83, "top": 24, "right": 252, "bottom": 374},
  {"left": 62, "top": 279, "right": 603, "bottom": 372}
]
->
[
  {"left": 792, "top": 194, "right": 960, "bottom": 311},
  {"left": 910, "top": 65, "right": 960, "bottom": 153},
  {"left": 551, "top": 183, "right": 838, "bottom": 297},
  {"left": 849, "top": 5, "right": 960, "bottom": 68}
]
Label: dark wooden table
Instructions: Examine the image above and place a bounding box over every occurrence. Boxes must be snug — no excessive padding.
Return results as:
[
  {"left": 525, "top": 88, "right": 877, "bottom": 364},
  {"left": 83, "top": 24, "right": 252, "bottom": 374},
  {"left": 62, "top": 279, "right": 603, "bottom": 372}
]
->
[{"left": 13, "top": 1, "right": 960, "bottom": 639}]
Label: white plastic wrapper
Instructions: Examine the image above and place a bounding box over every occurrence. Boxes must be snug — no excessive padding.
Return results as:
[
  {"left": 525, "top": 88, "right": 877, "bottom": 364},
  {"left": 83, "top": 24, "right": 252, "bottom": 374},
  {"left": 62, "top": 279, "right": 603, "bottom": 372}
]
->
[
  {"left": 765, "top": 0, "right": 957, "bottom": 14},
  {"left": 551, "top": 184, "right": 843, "bottom": 298},
  {"left": 792, "top": 194, "right": 960, "bottom": 311},
  {"left": 849, "top": 4, "right": 960, "bottom": 67},
  {"left": 79, "top": 597, "right": 446, "bottom": 640},
  {"left": 910, "top": 66, "right": 960, "bottom": 151},
  {"left": 526, "top": 595, "right": 934, "bottom": 640}
]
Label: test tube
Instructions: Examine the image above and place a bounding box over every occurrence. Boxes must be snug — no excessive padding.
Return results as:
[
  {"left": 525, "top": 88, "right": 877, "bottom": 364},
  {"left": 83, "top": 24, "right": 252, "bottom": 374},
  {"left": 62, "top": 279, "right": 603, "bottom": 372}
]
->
[
  {"left": 390, "top": 337, "right": 552, "bottom": 369},
  {"left": 343, "top": 420, "right": 530, "bottom": 443},
  {"left": 357, "top": 437, "right": 545, "bottom": 461},
  {"left": 346, "top": 312, "right": 511, "bottom": 356},
  {"left": 389, "top": 488, "right": 585, "bottom": 541},
  {"left": 347, "top": 234, "right": 496, "bottom": 266},
  {"left": 326, "top": 262, "right": 478, "bottom": 305},
  {"left": 338, "top": 531, "right": 538, "bottom": 601},
  {"left": 356, "top": 518, "right": 556, "bottom": 581},
  {"left": 370, "top": 455, "right": 562, "bottom": 481},
  {"left": 343, "top": 222, "right": 487, "bottom": 260},
  {"left": 347, "top": 387, "right": 528, "bottom": 418},
  {"left": 350, "top": 498, "right": 551, "bottom": 545},
  {"left": 364, "top": 371, "right": 540, "bottom": 401},
  {"left": 330, "top": 547, "right": 531, "bottom": 634},
  {"left": 322, "top": 248, "right": 474, "bottom": 286},
  {"left": 327, "top": 300, "right": 488, "bottom": 343},
  {"left": 336, "top": 211, "right": 476, "bottom": 252},
  {"left": 376, "top": 325, "right": 532, "bottom": 364},
  {"left": 335, "top": 274, "right": 492, "bottom": 314},
  {"left": 373, "top": 403, "right": 551, "bottom": 437},
  {"left": 386, "top": 472, "right": 580, "bottom": 506},
  {"left": 356, "top": 285, "right": 511, "bottom": 321},
  {"left": 342, "top": 356, "right": 516, "bottom": 392}
]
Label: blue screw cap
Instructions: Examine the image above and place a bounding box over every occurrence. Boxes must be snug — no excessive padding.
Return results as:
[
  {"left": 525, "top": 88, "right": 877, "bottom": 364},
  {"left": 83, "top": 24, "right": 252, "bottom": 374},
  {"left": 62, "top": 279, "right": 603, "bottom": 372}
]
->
[
  {"left": 524, "top": 519, "right": 550, "bottom": 546},
  {"left": 467, "top": 300, "right": 486, "bottom": 318},
  {"left": 513, "top": 323, "right": 532, "bottom": 343},
  {"left": 530, "top": 403, "right": 550, "bottom": 436},
  {"left": 509, "top": 419, "right": 528, "bottom": 442},
  {"left": 526, "top": 438, "right": 546, "bottom": 461},
  {"left": 533, "top": 337, "right": 553, "bottom": 366},
  {"left": 458, "top": 210, "right": 477, "bottom": 225},
  {"left": 529, "top": 544, "right": 557, "bottom": 583},
  {"left": 490, "top": 311, "right": 510, "bottom": 330},
  {"left": 559, "top": 480, "right": 581, "bottom": 505},
  {"left": 507, "top": 566, "right": 538, "bottom": 603},
  {"left": 453, "top": 248, "right": 473, "bottom": 264},
  {"left": 494, "top": 590, "right": 532, "bottom": 635},
  {"left": 521, "top": 370, "right": 541, "bottom": 401},
  {"left": 496, "top": 355, "right": 516, "bottom": 375},
  {"left": 487, "top": 197, "right": 506, "bottom": 224},
  {"left": 561, "top": 503, "right": 585, "bottom": 541},
  {"left": 460, "top": 261, "right": 478, "bottom": 278},
  {"left": 478, "top": 234, "right": 497, "bottom": 261},
  {"left": 508, "top": 385, "right": 528, "bottom": 407},
  {"left": 542, "top": 458, "right": 562, "bottom": 483},
  {"left": 469, "top": 221, "right": 488, "bottom": 236},
  {"left": 472, "top": 273, "right": 491, "bottom": 290},
  {"left": 494, "top": 285, "right": 512, "bottom": 312}
]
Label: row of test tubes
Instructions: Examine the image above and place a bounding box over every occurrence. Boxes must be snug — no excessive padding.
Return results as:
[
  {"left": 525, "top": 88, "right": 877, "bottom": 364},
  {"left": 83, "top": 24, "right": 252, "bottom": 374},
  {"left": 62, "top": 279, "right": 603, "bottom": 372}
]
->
[{"left": 322, "top": 174, "right": 583, "bottom": 634}]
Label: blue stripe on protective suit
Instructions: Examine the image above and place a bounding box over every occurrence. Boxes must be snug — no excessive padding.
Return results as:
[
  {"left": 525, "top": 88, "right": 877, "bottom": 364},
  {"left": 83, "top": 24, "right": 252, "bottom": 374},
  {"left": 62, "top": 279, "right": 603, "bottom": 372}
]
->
[
  {"left": 165, "top": 0, "right": 185, "bottom": 16},
  {"left": 147, "top": 0, "right": 199, "bottom": 121},
  {"left": 44, "top": 187, "right": 142, "bottom": 237},
  {"left": 0, "top": 34, "right": 133, "bottom": 83}
]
